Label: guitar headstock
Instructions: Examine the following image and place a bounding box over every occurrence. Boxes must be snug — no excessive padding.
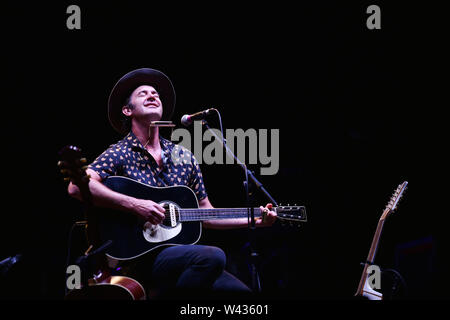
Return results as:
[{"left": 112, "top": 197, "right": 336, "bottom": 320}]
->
[
  {"left": 382, "top": 181, "right": 408, "bottom": 219},
  {"left": 58, "top": 145, "right": 90, "bottom": 187},
  {"left": 275, "top": 205, "right": 307, "bottom": 227}
]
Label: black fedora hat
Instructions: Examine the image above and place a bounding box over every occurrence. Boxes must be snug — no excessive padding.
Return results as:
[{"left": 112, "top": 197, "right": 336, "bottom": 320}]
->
[{"left": 108, "top": 68, "right": 176, "bottom": 134}]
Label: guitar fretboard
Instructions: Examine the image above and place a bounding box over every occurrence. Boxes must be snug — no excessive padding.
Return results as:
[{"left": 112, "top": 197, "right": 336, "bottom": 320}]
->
[{"left": 178, "top": 208, "right": 261, "bottom": 221}]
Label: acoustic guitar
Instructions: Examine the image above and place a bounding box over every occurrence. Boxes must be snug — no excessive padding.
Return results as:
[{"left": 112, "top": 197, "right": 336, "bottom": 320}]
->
[
  {"left": 59, "top": 145, "right": 146, "bottom": 300},
  {"left": 97, "top": 176, "right": 307, "bottom": 263}
]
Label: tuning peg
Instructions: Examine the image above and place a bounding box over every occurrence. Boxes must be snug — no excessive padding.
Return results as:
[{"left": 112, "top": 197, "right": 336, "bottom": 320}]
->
[
  {"left": 60, "top": 169, "right": 68, "bottom": 175},
  {"left": 63, "top": 177, "right": 71, "bottom": 182},
  {"left": 80, "top": 158, "right": 87, "bottom": 164}
]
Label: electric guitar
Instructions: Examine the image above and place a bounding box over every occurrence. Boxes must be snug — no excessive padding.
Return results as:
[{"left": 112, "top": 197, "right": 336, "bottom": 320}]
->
[
  {"left": 354, "top": 181, "right": 408, "bottom": 300},
  {"left": 95, "top": 176, "right": 307, "bottom": 262}
]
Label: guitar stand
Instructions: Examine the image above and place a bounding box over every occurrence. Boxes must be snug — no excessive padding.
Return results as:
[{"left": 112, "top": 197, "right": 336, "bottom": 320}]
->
[
  {"left": 359, "top": 262, "right": 407, "bottom": 299},
  {"left": 381, "top": 268, "right": 407, "bottom": 299}
]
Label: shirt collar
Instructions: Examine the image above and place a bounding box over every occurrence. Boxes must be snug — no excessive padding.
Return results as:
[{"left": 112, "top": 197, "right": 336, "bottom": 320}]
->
[{"left": 125, "top": 131, "right": 174, "bottom": 157}]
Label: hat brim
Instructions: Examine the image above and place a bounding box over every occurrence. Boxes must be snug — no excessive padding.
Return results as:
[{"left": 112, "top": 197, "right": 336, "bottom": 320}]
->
[{"left": 108, "top": 68, "right": 176, "bottom": 134}]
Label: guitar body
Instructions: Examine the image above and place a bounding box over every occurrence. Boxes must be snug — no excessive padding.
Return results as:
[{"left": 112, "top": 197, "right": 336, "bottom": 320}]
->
[
  {"left": 65, "top": 275, "right": 146, "bottom": 300},
  {"left": 98, "top": 176, "right": 202, "bottom": 261},
  {"left": 360, "top": 275, "right": 383, "bottom": 300}
]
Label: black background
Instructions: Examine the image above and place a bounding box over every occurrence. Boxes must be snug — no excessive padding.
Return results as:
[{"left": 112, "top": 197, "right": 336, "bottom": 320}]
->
[{"left": 0, "top": 1, "right": 447, "bottom": 301}]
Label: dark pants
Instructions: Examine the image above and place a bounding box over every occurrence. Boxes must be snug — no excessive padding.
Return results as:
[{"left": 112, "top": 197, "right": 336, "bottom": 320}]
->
[{"left": 143, "top": 245, "right": 251, "bottom": 299}]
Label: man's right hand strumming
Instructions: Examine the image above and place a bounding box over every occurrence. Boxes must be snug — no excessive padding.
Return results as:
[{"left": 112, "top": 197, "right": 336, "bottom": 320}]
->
[{"left": 131, "top": 198, "right": 165, "bottom": 225}]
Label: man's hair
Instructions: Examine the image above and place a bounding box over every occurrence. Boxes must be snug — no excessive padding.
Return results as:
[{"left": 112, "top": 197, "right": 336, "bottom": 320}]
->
[{"left": 120, "top": 93, "right": 135, "bottom": 133}]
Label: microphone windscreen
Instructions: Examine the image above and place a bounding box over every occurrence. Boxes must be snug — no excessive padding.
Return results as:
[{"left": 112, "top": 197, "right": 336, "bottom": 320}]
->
[{"left": 181, "top": 114, "right": 191, "bottom": 126}]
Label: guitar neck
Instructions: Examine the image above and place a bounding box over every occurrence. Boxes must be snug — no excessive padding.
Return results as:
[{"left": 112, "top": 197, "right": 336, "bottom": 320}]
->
[
  {"left": 178, "top": 208, "right": 262, "bottom": 222},
  {"left": 365, "top": 218, "right": 386, "bottom": 264},
  {"left": 355, "top": 216, "right": 386, "bottom": 297}
]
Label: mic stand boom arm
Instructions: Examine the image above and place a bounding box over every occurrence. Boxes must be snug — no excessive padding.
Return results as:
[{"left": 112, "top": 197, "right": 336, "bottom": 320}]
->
[{"left": 201, "top": 120, "right": 278, "bottom": 207}]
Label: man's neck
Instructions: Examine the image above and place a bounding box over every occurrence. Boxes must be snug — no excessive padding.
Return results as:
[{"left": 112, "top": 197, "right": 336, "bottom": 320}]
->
[{"left": 132, "top": 123, "right": 160, "bottom": 151}]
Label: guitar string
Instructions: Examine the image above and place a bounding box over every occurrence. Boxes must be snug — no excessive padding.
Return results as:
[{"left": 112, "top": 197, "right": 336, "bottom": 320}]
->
[{"left": 161, "top": 208, "right": 261, "bottom": 221}]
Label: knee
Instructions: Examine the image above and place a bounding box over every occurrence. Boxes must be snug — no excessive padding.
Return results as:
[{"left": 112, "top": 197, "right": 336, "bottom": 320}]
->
[{"left": 198, "top": 246, "right": 226, "bottom": 270}]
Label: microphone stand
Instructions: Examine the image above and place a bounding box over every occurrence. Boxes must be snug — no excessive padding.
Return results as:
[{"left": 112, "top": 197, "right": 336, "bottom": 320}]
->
[
  {"left": 75, "top": 240, "right": 113, "bottom": 288},
  {"left": 201, "top": 119, "right": 278, "bottom": 293}
]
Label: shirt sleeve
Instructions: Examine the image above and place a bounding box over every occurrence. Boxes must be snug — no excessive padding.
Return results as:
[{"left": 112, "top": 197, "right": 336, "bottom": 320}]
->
[
  {"left": 88, "top": 145, "right": 123, "bottom": 180},
  {"left": 189, "top": 153, "right": 208, "bottom": 201}
]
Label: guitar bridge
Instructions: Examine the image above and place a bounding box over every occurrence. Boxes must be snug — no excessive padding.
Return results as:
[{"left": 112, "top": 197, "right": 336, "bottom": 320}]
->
[{"left": 169, "top": 203, "right": 177, "bottom": 227}]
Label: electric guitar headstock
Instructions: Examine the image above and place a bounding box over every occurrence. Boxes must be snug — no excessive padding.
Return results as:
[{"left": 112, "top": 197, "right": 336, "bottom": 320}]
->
[
  {"left": 380, "top": 181, "right": 408, "bottom": 221},
  {"left": 58, "top": 145, "right": 90, "bottom": 187},
  {"left": 275, "top": 205, "right": 307, "bottom": 227}
]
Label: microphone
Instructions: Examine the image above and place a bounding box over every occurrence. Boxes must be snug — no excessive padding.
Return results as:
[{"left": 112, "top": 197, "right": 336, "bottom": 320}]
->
[
  {"left": 181, "top": 108, "right": 215, "bottom": 126},
  {"left": 0, "top": 254, "right": 22, "bottom": 276}
]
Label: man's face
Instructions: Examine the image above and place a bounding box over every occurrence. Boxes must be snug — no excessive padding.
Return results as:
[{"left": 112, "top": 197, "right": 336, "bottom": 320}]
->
[{"left": 123, "top": 85, "right": 163, "bottom": 123}]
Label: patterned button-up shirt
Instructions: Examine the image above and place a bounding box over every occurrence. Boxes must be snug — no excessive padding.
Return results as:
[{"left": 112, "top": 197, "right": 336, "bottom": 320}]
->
[{"left": 88, "top": 131, "right": 208, "bottom": 201}]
